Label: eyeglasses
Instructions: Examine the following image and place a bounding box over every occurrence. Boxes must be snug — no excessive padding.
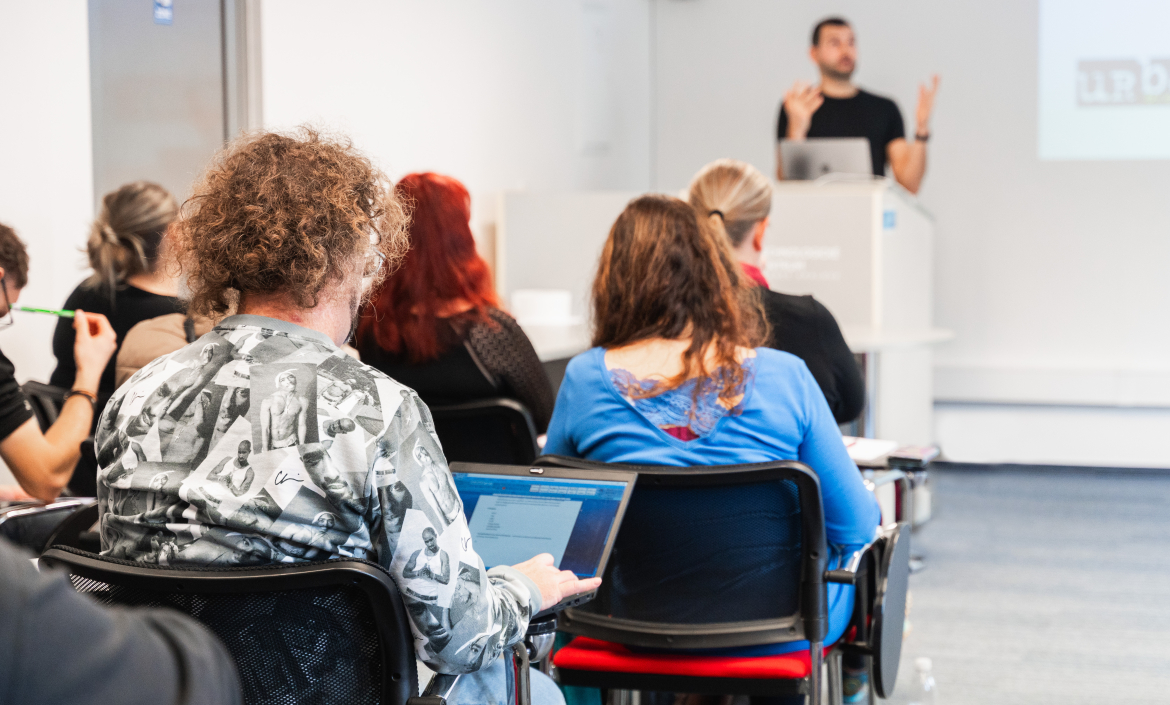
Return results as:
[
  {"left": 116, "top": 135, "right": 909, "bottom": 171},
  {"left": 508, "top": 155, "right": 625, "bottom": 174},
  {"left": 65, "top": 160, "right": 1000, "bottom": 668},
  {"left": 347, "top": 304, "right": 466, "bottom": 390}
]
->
[
  {"left": 0, "top": 276, "right": 13, "bottom": 330},
  {"left": 363, "top": 249, "right": 386, "bottom": 278}
]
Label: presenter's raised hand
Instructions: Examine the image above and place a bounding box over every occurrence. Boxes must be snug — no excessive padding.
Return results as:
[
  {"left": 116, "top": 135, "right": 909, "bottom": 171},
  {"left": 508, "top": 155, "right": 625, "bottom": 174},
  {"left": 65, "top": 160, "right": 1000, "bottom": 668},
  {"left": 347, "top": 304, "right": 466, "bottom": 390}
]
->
[
  {"left": 783, "top": 81, "right": 824, "bottom": 140},
  {"left": 915, "top": 74, "right": 940, "bottom": 135}
]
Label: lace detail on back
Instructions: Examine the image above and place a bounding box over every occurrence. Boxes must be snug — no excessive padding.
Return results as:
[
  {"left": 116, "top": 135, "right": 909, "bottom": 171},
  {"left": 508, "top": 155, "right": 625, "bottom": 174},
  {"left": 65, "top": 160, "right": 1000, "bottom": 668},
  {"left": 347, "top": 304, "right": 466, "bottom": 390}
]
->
[
  {"left": 609, "top": 362, "right": 754, "bottom": 441},
  {"left": 465, "top": 308, "right": 556, "bottom": 432}
]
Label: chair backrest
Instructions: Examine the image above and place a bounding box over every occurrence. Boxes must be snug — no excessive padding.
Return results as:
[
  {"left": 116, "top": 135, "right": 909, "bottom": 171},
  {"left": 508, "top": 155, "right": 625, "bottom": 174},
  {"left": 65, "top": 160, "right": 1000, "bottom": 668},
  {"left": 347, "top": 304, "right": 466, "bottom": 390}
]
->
[
  {"left": 43, "top": 500, "right": 100, "bottom": 553},
  {"left": 536, "top": 455, "right": 828, "bottom": 652},
  {"left": 40, "top": 547, "right": 419, "bottom": 705},
  {"left": 21, "top": 380, "right": 66, "bottom": 431},
  {"left": 429, "top": 398, "right": 539, "bottom": 465},
  {"left": 0, "top": 498, "right": 92, "bottom": 553},
  {"left": 18, "top": 381, "right": 99, "bottom": 496}
]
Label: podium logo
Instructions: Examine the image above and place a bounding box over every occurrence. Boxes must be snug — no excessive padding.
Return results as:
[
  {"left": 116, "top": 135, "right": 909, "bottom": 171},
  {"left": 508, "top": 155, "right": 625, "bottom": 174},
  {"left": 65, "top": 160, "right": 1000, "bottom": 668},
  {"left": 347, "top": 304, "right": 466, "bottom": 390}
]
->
[{"left": 1077, "top": 59, "right": 1170, "bottom": 105}]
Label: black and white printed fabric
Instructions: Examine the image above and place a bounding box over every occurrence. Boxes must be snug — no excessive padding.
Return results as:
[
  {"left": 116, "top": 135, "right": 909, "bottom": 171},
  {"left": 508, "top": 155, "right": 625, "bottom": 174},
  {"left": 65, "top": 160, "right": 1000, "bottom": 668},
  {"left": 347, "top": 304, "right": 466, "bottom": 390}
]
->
[{"left": 94, "top": 314, "right": 542, "bottom": 674}]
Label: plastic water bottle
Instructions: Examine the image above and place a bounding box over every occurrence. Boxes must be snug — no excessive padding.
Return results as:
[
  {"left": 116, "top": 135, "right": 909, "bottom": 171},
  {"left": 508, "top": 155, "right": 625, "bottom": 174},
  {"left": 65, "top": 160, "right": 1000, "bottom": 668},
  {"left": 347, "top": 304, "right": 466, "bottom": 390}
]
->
[{"left": 907, "top": 657, "right": 937, "bottom": 705}]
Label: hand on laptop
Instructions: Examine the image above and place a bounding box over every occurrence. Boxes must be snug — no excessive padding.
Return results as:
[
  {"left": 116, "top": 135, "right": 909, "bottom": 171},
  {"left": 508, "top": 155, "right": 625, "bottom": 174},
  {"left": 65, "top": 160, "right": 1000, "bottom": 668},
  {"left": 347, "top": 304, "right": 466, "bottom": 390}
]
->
[{"left": 513, "top": 553, "right": 603, "bottom": 612}]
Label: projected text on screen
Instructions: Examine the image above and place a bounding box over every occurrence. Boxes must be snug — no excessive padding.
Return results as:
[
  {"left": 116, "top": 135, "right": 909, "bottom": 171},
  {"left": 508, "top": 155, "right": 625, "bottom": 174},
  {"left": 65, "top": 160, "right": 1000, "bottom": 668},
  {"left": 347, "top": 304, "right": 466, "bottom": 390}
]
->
[{"left": 1040, "top": 0, "right": 1170, "bottom": 159}]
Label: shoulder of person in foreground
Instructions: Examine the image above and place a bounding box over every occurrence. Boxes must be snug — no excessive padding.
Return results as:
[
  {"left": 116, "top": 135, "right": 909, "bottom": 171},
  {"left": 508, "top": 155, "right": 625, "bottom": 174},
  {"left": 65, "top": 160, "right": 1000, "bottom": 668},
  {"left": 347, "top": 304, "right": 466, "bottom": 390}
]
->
[
  {"left": 114, "top": 313, "right": 214, "bottom": 389},
  {"left": 367, "top": 374, "right": 543, "bottom": 674},
  {"left": 0, "top": 538, "right": 241, "bottom": 705}
]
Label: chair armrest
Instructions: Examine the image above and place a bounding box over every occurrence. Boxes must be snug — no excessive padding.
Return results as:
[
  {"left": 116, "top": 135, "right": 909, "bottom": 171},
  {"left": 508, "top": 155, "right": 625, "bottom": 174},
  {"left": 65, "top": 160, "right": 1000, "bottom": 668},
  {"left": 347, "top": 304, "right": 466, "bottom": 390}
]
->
[
  {"left": 824, "top": 538, "right": 877, "bottom": 585},
  {"left": 417, "top": 641, "right": 531, "bottom": 705}
]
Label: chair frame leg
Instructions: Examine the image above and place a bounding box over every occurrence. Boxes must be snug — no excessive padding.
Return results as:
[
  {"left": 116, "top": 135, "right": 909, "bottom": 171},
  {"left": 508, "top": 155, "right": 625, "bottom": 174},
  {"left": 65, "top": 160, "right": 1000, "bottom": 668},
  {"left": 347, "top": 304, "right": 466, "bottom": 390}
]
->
[
  {"left": 827, "top": 648, "right": 843, "bottom": 705},
  {"left": 511, "top": 642, "right": 531, "bottom": 705},
  {"left": 865, "top": 654, "right": 876, "bottom": 705},
  {"left": 808, "top": 639, "right": 824, "bottom": 705}
]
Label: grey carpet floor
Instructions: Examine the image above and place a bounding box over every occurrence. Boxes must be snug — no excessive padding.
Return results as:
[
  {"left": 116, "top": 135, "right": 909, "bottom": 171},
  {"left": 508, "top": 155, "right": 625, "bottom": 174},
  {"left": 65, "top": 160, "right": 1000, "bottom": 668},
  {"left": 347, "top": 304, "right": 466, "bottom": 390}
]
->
[{"left": 880, "top": 466, "right": 1170, "bottom": 704}]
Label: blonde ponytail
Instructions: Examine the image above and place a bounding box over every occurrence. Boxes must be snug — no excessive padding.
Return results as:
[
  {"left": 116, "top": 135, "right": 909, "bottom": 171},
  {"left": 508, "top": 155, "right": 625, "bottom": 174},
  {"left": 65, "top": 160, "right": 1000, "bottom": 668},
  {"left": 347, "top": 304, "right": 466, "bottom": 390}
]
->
[
  {"left": 686, "top": 159, "right": 772, "bottom": 248},
  {"left": 85, "top": 181, "right": 178, "bottom": 299}
]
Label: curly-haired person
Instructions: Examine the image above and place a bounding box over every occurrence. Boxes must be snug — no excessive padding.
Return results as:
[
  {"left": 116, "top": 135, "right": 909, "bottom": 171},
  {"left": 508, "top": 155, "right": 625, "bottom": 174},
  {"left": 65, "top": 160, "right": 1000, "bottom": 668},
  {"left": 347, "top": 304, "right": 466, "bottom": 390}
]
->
[{"left": 94, "top": 128, "right": 596, "bottom": 705}]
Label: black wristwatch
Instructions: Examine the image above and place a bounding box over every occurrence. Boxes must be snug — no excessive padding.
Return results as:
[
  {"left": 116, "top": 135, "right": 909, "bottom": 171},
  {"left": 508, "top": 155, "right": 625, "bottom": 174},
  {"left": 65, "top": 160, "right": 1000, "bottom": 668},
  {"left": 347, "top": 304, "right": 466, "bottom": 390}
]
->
[{"left": 915, "top": 131, "right": 930, "bottom": 142}]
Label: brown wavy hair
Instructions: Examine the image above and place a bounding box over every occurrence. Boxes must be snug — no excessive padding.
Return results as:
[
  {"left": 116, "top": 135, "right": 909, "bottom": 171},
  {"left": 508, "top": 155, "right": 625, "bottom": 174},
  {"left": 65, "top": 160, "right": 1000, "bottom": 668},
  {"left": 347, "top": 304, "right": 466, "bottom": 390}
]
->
[
  {"left": 175, "top": 127, "right": 410, "bottom": 318},
  {"left": 591, "top": 195, "right": 764, "bottom": 404}
]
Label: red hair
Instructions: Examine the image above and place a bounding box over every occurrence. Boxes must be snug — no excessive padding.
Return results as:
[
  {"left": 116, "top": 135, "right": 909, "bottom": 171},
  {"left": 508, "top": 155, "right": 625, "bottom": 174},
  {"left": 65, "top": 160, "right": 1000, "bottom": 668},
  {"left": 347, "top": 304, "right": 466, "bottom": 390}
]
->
[{"left": 357, "top": 172, "right": 499, "bottom": 362}]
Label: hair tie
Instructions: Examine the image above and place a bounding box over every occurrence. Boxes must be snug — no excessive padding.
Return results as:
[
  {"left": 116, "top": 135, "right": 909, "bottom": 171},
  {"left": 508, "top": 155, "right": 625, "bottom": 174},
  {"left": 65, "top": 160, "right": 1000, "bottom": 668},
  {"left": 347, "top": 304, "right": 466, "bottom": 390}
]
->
[{"left": 709, "top": 210, "right": 725, "bottom": 221}]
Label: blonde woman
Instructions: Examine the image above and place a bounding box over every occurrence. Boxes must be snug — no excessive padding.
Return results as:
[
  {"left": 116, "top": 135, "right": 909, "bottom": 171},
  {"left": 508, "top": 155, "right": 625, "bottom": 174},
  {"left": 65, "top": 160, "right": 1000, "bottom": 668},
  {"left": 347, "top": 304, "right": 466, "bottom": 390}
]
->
[
  {"left": 50, "top": 181, "right": 183, "bottom": 406},
  {"left": 688, "top": 159, "right": 865, "bottom": 424}
]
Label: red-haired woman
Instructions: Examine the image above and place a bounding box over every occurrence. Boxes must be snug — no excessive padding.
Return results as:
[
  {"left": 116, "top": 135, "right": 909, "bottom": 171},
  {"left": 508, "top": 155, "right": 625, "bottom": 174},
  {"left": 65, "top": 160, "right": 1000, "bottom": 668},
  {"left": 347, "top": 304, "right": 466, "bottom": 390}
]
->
[{"left": 356, "top": 172, "right": 554, "bottom": 432}]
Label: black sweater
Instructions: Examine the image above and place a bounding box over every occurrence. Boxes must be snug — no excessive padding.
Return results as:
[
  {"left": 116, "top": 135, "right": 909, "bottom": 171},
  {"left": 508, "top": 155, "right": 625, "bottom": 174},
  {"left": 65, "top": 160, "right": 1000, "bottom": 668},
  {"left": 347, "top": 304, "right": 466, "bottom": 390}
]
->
[
  {"left": 50, "top": 284, "right": 183, "bottom": 401},
  {"left": 358, "top": 308, "right": 556, "bottom": 433},
  {"left": 757, "top": 288, "right": 865, "bottom": 424}
]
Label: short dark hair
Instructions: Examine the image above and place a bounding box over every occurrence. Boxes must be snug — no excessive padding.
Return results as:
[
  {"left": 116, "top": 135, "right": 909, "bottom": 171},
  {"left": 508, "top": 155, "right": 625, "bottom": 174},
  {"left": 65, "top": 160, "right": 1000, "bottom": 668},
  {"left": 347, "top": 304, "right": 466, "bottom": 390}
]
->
[
  {"left": 0, "top": 223, "right": 29, "bottom": 289},
  {"left": 812, "top": 17, "right": 850, "bottom": 46}
]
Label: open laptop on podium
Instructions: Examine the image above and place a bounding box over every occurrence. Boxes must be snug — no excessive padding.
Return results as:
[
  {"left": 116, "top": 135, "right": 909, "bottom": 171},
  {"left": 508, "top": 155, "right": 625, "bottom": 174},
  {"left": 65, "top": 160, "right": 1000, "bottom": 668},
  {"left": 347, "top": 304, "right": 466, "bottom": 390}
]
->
[
  {"left": 778, "top": 137, "right": 874, "bottom": 180},
  {"left": 450, "top": 462, "right": 636, "bottom": 618}
]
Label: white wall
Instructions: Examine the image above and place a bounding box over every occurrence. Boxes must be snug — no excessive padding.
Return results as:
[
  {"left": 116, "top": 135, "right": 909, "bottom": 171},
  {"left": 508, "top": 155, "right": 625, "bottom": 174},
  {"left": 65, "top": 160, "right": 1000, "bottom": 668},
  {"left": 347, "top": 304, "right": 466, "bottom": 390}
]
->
[
  {"left": 0, "top": 1, "right": 95, "bottom": 485},
  {"left": 260, "top": 0, "right": 654, "bottom": 237},
  {"left": 652, "top": 0, "right": 1170, "bottom": 466}
]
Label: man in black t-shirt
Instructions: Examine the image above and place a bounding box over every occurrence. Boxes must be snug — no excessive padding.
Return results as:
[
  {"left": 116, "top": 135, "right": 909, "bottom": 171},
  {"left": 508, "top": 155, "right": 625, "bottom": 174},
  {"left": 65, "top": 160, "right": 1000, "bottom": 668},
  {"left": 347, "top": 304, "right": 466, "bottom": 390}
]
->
[
  {"left": 776, "top": 17, "right": 939, "bottom": 194},
  {"left": 0, "top": 223, "right": 117, "bottom": 501}
]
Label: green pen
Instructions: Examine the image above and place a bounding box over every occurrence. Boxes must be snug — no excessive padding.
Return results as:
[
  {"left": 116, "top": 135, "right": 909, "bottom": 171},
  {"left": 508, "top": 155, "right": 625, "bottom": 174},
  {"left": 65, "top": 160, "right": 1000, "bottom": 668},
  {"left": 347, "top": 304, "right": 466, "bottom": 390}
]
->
[{"left": 15, "top": 306, "right": 75, "bottom": 318}]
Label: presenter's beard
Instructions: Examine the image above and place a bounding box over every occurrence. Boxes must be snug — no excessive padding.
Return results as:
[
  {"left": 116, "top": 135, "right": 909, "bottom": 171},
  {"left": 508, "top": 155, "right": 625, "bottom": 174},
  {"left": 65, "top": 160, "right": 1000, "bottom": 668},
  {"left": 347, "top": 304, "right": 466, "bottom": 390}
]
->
[{"left": 820, "top": 63, "right": 854, "bottom": 83}]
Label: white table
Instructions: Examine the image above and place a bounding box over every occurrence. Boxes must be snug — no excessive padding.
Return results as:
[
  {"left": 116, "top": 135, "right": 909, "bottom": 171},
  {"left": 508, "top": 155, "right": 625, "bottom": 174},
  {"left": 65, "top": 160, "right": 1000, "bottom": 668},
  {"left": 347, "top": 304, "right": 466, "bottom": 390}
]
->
[
  {"left": 839, "top": 327, "right": 955, "bottom": 445},
  {"left": 521, "top": 323, "right": 592, "bottom": 363}
]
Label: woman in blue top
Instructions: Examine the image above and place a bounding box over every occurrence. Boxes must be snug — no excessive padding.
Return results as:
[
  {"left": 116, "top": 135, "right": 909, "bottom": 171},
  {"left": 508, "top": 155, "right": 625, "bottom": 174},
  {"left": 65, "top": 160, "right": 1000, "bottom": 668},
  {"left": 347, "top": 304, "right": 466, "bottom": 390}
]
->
[{"left": 544, "top": 195, "right": 880, "bottom": 679}]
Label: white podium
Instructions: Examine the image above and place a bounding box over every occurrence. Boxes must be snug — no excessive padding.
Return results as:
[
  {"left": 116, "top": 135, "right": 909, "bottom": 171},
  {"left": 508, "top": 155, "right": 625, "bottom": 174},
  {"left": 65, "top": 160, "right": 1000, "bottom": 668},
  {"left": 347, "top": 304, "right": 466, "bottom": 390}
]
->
[{"left": 764, "top": 180, "right": 952, "bottom": 445}]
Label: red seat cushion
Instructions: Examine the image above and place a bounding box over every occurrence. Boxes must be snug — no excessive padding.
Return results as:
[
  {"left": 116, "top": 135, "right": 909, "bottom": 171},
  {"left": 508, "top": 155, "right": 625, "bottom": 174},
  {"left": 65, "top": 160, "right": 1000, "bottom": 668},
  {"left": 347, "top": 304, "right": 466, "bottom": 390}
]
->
[{"left": 553, "top": 637, "right": 830, "bottom": 680}]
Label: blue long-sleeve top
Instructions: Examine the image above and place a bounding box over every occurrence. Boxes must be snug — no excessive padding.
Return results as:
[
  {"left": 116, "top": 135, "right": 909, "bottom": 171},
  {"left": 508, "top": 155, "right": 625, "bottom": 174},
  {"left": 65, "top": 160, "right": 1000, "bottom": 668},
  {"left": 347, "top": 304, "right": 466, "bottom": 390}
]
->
[{"left": 544, "top": 346, "right": 880, "bottom": 654}]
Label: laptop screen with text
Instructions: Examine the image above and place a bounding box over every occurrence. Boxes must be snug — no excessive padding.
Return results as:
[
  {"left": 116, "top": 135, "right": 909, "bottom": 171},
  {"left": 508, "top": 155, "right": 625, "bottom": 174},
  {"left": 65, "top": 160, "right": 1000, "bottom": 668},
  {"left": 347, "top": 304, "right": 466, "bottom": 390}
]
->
[{"left": 452, "top": 472, "right": 629, "bottom": 578}]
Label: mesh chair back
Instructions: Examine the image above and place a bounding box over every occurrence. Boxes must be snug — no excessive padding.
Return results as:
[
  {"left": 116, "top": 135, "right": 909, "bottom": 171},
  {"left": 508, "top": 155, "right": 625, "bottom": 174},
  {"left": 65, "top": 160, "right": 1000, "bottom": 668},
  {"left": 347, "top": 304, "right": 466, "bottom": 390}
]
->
[
  {"left": 43, "top": 501, "right": 101, "bottom": 553},
  {"left": 0, "top": 499, "right": 91, "bottom": 553},
  {"left": 537, "top": 456, "right": 828, "bottom": 652},
  {"left": 430, "top": 398, "right": 539, "bottom": 465},
  {"left": 19, "top": 381, "right": 99, "bottom": 496},
  {"left": 21, "top": 380, "right": 66, "bottom": 430},
  {"left": 598, "top": 478, "right": 803, "bottom": 625},
  {"left": 41, "top": 548, "right": 418, "bottom": 705}
]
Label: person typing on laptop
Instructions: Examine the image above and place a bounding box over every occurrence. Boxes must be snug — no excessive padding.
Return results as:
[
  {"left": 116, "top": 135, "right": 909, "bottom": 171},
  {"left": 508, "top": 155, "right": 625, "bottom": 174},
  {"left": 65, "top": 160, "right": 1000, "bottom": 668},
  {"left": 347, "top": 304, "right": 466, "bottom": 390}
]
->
[{"left": 94, "top": 128, "right": 598, "bottom": 705}]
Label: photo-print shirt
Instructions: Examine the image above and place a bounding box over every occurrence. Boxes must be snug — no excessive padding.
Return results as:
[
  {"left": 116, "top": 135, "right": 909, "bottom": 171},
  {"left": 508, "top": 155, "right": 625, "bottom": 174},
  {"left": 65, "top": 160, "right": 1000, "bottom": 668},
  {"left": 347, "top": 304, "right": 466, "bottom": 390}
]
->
[{"left": 94, "top": 314, "right": 542, "bottom": 674}]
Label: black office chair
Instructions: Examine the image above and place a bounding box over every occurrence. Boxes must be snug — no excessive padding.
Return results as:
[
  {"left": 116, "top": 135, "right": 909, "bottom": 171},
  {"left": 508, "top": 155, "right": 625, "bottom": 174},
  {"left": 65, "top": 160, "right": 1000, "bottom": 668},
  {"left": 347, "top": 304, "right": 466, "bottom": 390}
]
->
[
  {"left": 429, "top": 398, "right": 539, "bottom": 465},
  {"left": 537, "top": 456, "right": 909, "bottom": 705},
  {"left": 21, "top": 380, "right": 66, "bottom": 430},
  {"left": 19, "top": 380, "right": 99, "bottom": 496},
  {"left": 0, "top": 497, "right": 93, "bottom": 553},
  {"left": 40, "top": 546, "right": 534, "bottom": 705},
  {"left": 42, "top": 499, "right": 100, "bottom": 553}
]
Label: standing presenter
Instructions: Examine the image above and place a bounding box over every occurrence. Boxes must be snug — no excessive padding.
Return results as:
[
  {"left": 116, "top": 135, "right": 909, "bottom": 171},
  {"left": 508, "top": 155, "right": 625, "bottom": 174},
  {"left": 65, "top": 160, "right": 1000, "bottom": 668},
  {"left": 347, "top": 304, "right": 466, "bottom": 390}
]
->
[{"left": 777, "top": 17, "right": 939, "bottom": 194}]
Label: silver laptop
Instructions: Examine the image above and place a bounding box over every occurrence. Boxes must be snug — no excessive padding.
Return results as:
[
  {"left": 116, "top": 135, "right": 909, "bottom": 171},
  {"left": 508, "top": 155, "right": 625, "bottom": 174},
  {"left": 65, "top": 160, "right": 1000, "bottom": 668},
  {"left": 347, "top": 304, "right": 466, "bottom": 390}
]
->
[{"left": 778, "top": 137, "right": 874, "bottom": 180}]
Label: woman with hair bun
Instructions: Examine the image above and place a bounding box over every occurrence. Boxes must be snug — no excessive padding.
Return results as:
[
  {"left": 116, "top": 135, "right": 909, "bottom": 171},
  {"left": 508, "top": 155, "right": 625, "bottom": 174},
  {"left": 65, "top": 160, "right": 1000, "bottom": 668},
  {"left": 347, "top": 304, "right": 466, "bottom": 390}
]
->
[
  {"left": 50, "top": 181, "right": 184, "bottom": 406},
  {"left": 688, "top": 158, "right": 865, "bottom": 424}
]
